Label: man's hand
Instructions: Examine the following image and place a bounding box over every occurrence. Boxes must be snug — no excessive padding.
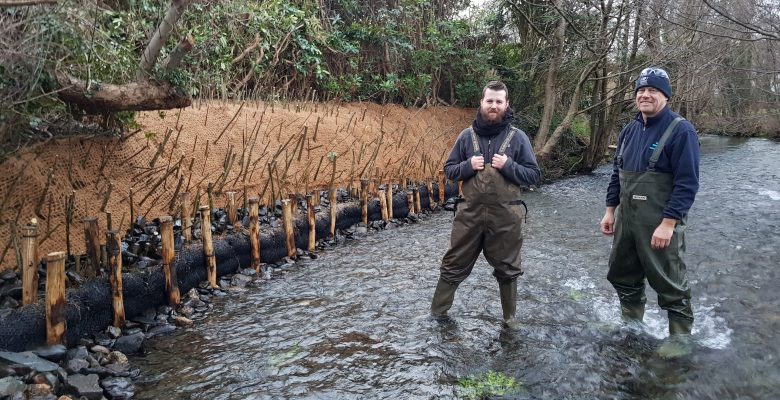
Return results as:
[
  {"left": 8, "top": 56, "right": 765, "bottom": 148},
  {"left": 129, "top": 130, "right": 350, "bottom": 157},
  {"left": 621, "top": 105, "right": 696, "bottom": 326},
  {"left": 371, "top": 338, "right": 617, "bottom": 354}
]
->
[
  {"left": 651, "top": 218, "right": 678, "bottom": 250},
  {"left": 471, "top": 155, "right": 485, "bottom": 171},
  {"left": 492, "top": 154, "right": 509, "bottom": 169},
  {"left": 600, "top": 207, "right": 616, "bottom": 235}
]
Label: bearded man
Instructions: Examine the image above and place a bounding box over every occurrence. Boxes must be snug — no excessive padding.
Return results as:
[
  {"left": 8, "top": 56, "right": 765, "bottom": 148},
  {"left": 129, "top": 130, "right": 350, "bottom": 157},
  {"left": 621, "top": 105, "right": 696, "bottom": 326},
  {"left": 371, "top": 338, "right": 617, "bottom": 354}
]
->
[{"left": 430, "top": 80, "right": 541, "bottom": 326}]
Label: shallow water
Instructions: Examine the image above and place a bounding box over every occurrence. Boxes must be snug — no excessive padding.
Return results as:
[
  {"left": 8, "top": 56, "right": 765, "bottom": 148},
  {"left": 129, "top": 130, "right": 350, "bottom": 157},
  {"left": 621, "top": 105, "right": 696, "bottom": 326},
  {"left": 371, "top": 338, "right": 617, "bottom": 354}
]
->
[{"left": 132, "top": 136, "right": 780, "bottom": 399}]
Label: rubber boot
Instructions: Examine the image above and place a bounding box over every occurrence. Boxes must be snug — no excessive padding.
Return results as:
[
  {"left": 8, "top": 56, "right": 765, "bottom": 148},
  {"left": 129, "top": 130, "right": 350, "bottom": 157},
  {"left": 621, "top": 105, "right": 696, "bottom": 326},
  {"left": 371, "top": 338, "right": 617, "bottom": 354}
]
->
[
  {"left": 499, "top": 279, "right": 519, "bottom": 327},
  {"left": 430, "top": 277, "right": 458, "bottom": 319},
  {"left": 619, "top": 301, "right": 645, "bottom": 322},
  {"left": 657, "top": 317, "right": 693, "bottom": 358}
]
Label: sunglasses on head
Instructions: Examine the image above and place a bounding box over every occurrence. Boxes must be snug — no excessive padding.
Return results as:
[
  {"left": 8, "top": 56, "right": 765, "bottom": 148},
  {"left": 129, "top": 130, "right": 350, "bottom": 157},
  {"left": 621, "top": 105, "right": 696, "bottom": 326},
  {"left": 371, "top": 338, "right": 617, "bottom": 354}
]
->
[{"left": 639, "top": 67, "right": 669, "bottom": 79}]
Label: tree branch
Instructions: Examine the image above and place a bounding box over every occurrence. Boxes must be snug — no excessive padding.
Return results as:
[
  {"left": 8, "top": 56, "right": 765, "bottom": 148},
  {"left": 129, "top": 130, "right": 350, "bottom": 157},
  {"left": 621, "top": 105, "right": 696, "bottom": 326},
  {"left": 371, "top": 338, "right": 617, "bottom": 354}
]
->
[{"left": 138, "top": 0, "right": 193, "bottom": 79}]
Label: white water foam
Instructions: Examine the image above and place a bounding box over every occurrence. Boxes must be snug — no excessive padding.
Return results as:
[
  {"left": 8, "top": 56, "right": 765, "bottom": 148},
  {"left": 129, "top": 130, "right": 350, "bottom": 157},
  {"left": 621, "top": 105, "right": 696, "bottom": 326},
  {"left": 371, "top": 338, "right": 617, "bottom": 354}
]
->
[{"left": 758, "top": 189, "right": 780, "bottom": 200}]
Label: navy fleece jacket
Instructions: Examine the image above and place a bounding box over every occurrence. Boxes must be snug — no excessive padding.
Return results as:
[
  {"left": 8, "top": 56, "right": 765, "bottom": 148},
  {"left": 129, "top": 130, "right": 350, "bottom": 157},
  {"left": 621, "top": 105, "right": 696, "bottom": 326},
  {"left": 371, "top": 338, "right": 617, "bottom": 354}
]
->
[
  {"left": 606, "top": 106, "right": 700, "bottom": 221},
  {"left": 443, "top": 126, "right": 541, "bottom": 188}
]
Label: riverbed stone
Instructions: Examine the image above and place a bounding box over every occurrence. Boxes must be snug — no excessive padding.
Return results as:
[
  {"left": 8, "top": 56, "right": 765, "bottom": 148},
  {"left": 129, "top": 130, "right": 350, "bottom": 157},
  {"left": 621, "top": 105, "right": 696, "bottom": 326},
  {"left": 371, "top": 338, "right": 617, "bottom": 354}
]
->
[
  {"left": 0, "top": 351, "right": 60, "bottom": 373},
  {"left": 112, "top": 333, "right": 144, "bottom": 355},
  {"left": 26, "top": 382, "right": 53, "bottom": 397},
  {"left": 31, "top": 345, "right": 67, "bottom": 362},
  {"left": 231, "top": 274, "right": 252, "bottom": 287},
  {"left": 66, "top": 374, "right": 102, "bottom": 400},
  {"left": 65, "top": 347, "right": 88, "bottom": 362},
  {"left": 0, "top": 377, "right": 26, "bottom": 397},
  {"left": 146, "top": 324, "right": 175, "bottom": 339},
  {"left": 100, "top": 377, "right": 134, "bottom": 400},
  {"left": 106, "top": 352, "right": 127, "bottom": 366},
  {"left": 172, "top": 316, "right": 193, "bottom": 327},
  {"left": 0, "top": 270, "right": 17, "bottom": 281},
  {"left": 90, "top": 346, "right": 110, "bottom": 356},
  {"left": 65, "top": 359, "right": 88, "bottom": 374},
  {"left": 105, "top": 326, "right": 122, "bottom": 339}
]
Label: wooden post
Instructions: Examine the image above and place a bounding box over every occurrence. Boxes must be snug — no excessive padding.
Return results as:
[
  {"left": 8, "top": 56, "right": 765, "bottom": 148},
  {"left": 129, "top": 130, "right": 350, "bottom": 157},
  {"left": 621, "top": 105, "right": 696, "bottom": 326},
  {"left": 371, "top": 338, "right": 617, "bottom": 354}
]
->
[
  {"left": 438, "top": 170, "right": 445, "bottom": 204},
  {"left": 160, "top": 216, "right": 180, "bottom": 306},
  {"left": 129, "top": 187, "right": 135, "bottom": 227},
  {"left": 21, "top": 223, "right": 39, "bottom": 306},
  {"left": 329, "top": 188, "right": 337, "bottom": 239},
  {"left": 427, "top": 181, "right": 435, "bottom": 210},
  {"left": 306, "top": 194, "right": 316, "bottom": 252},
  {"left": 199, "top": 206, "right": 218, "bottom": 288},
  {"left": 225, "top": 191, "right": 237, "bottom": 226},
  {"left": 378, "top": 189, "right": 388, "bottom": 222},
  {"left": 311, "top": 189, "right": 320, "bottom": 206},
  {"left": 248, "top": 198, "right": 261, "bottom": 271},
  {"left": 281, "top": 199, "right": 296, "bottom": 259},
  {"left": 180, "top": 192, "right": 192, "bottom": 242},
  {"left": 401, "top": 177, "right": 407, "bottom": 192},
  {"left": 385, "top": 184, "right": 394, "bottom": 219},
  {"left": 360, "top": 179, "right": 369, "bottom": 225},
  {"left": 44, "top": 252, "right": 66, "bottom": 345},
  {"left": 413, "top": 187, "right": 422, "bottom": 214},
  {"left": 106, "top": 211, "right": 113, "bottom": 231},
  {"left": 106, "top": 231, "right": 126, "bottom": 327},
  {"left": 406, "top": 191, "right": 414, "bottom": 215},
  {"left": 83, "top": 218, "right": 101, "bottom": 279}
]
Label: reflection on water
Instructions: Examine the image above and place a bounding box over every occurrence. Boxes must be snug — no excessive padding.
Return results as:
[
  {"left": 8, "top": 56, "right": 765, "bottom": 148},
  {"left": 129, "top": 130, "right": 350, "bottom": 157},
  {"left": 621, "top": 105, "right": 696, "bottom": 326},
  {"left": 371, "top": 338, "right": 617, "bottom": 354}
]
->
[{"left": 132, "top": 136, "right": 779, "bottom": 399}]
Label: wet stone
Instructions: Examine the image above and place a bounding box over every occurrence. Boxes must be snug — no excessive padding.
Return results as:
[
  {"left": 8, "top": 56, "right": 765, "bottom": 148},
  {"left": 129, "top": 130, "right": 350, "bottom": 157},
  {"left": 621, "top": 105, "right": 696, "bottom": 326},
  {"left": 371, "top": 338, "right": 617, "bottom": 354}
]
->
[
  {"left": 239, "top": 268, "right": 257, "bottom": 277},
  {"left": 31, "top": 345, "right": 67, "bottom": 363},
  {"left": 27, "top": 382, "right": 53, "bottom": 397},
  {"left": 90, "top": 346, "right": 110, "bottom": 356},
  {"left": 231, "top": 274, "right": 252, "bottom": 288},
  {"left": 157, "top": 305, "right": 173, "bottom": 316},
  {"left": 65, "top": 347, "right": 88, "bottom": 362},
  {"left": 100, "top": 377, "right": 135, "bottom": 400},
  {"left": 93, "top": 333, "right": 114, "bottom": 348},
  {"left": 67, "top": 374, "right": 102, "bottom": 400},
  {"left": 105, "top": 326, "right": 122, "bottom": 339},
  {"left": 145, "top": 324, "right": 176, "bottom": 339},
  {"left": 112, "top": 333, "right": 144, "bottom": 355},
  {"left": 65, "top": 359, "right": 88, "bottom": 374},
  {"left": 0, "top": 270, "right": 17, "bottom": 281},
  {"left": 0, "top": 377, "right": 26, "bottom": 397},
  {"left": 5, "top": 285, "right": 22, "bottom": 300},
  {"left": 0, "top": 297, "right": 20, "bottom": 309},
  {"left": 0, "top": 352, "right": 60, "bottom": 373}
]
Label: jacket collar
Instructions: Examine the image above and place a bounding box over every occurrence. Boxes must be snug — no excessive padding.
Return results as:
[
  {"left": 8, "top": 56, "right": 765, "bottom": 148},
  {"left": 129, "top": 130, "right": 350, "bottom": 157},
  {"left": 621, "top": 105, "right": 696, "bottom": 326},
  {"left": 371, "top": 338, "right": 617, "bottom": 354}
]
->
[{"left": 634, "top": 106, "right": 671, "bottom": 127}]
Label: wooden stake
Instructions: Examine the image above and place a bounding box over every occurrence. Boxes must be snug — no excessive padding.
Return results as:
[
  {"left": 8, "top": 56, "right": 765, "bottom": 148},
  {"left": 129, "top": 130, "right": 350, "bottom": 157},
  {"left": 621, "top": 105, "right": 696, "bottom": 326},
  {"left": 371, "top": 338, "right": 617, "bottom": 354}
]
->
[
  {"left": 438, "top": 169, "right": 445, "bottom": 204},
  {"left": 311, "top": 189, "right": 320, "bottom": 206},
  {"left": 306, "top": 194, "right": 316, "bottom": 252},
  {"left": 83, "top": 218, "right": 101, "bottom": 279},
  {"left": 282, "top": 199, "right": 296, "bottom": 259},
  {"left": 248, "top": 198, "right": 261, "bottom": 272},
  {"left": 427, "top": 181, "right": 435, "bottom": 210},
  {"left": 199, "top": 206, "right": 218, "bottom": 288},
  {"left": 44, "top": 251, "right": 66, "bottom": 345},
  {"left": 225, "top": 191, "right": 237, "bottom": 226},
  {"left": 160, "top": 216, "right": 180, "bottom": 306},
  {"left": 360, "top": 179, "right": 369, "bottom": 225},
  {"left": 180, "top": 192, "right": 192, "bottom": 242},
  {"left": 129, "top": 187, "right": 136, "bottom": 227},
  {"left": 386, "top": 184, "right": 394, "bottom": 219},
  {"left": 106, "top": 231, "right": 126, "bottom": 327},
  {"left": 406, "top": 191, "right": 414, "bottom": 215},
  {"left": 378, "top": 190, "right": 388, "bottom": 222},
  {"left": 414, "top": 187, "right": 422, "bottom": 214},
  {"left": 21, "top": 223, "right": 39, "bottom": 306},
  {"left": 329, "top": 188, "right": 337, "bottom": 239}
]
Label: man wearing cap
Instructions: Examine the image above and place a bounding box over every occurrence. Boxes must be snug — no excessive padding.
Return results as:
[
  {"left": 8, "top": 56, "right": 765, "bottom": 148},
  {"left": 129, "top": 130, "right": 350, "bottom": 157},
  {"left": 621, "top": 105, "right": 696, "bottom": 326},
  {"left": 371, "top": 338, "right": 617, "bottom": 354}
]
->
[{"left": 599, "top": 67, "right": 700, "bottom": 355}]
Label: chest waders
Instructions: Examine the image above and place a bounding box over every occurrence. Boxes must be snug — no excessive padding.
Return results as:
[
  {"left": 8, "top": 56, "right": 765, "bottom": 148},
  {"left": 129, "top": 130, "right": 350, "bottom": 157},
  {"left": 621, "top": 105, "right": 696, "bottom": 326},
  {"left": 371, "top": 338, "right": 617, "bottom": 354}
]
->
[
  {"left": 607, "top": 117, "right": 693, "bottom": 335},
  {"left": 431, "top": 128, "right": 527, "bottom": 325}
]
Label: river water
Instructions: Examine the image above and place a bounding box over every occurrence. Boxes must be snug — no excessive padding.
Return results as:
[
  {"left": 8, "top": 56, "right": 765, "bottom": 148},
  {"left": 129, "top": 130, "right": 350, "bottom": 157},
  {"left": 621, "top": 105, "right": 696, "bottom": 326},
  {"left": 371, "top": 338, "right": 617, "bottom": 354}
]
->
[{"left": 132, "top": 136, "right": 779, "bottom": 399}]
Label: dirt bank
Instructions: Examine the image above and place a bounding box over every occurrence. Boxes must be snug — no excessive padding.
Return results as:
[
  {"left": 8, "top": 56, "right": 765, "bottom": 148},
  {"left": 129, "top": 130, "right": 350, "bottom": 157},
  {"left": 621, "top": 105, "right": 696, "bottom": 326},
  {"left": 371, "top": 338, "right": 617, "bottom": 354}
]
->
[{"left": 0, "top": 101, "right": 473, "bottom": 271}]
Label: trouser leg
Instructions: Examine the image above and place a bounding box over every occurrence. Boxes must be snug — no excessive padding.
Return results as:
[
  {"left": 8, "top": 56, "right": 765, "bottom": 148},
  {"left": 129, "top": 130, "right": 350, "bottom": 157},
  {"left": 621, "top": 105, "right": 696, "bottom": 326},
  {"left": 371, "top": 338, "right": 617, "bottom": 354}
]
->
[
  {"left": 638, "top": 224, "right": 693, "bottom": 335},
  {"left": 607, "top": 218, "right": 647, "bottom": 322},
  {"left": 434, "top": 209, "right": 482, "bottom": 316},
  {"left": 431, "top": 277, "right": 460, "bottom": 317}
]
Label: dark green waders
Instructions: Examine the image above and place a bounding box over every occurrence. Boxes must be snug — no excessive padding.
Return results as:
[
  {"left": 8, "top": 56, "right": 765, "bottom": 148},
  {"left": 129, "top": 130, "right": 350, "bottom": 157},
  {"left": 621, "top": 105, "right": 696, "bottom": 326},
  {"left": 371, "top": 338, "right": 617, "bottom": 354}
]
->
[
  {"left": 431, "top": 129, "right": 526, "bottom": 325},
  {"left": 607, "top": 118, "right": 694, "bottom": 337}
]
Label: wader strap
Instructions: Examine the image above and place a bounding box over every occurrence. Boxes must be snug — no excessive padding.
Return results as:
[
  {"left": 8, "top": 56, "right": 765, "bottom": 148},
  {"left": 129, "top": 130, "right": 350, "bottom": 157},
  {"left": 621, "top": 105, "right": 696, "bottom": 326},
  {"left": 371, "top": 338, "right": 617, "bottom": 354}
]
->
[
  {"left": 469, "top": 128, "right": 481, "bottom": 155},
  {"left": 648, "top": 117, "right": 684, "bottom": 171},
  {"left": 498, "top": 128, "right": 516, "bottom": 154},
  {"left": 508, "top": 199, "right": 528, "bottom": 222}
]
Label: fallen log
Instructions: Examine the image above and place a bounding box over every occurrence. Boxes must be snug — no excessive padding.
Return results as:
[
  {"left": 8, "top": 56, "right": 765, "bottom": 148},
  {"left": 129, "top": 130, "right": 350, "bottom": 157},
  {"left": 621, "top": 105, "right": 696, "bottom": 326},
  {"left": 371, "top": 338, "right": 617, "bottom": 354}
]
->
[{"left": 54, "top": 72, "right": 191, "bottom": 113}]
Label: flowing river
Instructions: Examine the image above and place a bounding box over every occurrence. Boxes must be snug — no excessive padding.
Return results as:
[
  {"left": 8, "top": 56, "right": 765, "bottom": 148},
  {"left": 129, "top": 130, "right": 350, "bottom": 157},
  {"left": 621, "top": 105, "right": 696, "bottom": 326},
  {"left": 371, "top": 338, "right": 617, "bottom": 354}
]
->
[{"left": 132, "top": 135, "right": 779, "bottom": 399}]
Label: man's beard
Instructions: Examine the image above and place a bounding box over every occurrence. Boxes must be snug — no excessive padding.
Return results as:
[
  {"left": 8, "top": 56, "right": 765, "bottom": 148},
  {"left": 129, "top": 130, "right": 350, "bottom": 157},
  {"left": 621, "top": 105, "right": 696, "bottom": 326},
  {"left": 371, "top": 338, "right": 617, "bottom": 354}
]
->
[{"left": 480, "top": 107, "right": 505, "bottom": 124}]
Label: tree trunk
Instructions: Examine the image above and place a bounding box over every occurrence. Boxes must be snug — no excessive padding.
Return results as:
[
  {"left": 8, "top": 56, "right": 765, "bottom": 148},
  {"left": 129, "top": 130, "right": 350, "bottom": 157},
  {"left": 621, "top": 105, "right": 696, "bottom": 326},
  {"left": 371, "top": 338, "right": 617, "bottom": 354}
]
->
[
  {"left": 533, "top": 0, "right": 567, "bottom": 152},
  {"left": 138, "top": 0, "right": 193, "bottom": 79},
  {"left": 55, "top": 72, "right": 191, "bottom": 113}
]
